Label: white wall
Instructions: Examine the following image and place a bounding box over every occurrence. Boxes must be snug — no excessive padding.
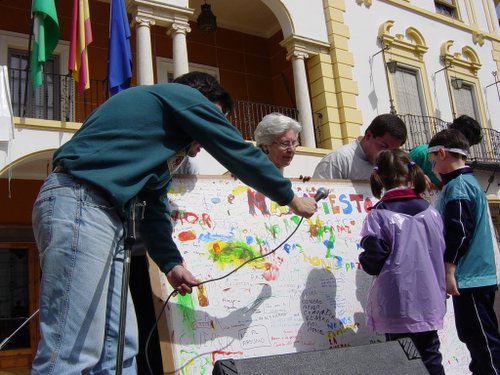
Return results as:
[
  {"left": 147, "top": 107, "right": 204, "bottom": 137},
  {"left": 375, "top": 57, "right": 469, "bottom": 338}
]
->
[{"left": 344, "top": 1, "right": 500, "bottom": 133}]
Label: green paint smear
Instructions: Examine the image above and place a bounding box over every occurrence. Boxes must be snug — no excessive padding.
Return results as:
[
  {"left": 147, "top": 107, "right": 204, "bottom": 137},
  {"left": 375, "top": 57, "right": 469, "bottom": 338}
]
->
[
  {"left": 208, "top": 240, "right": 264, "bottom": 267},
  {"left": 255, "top": 236, "right": 266, "bottom": 246},
  {"left": 176, "top": 293, "right": 196, "bottom": 334},
  {"left": 179, "top": 349, "right": 211, "bottom": 375},
  {"left": 321, "top": 226, "right": 336, "bottom": 258},
  {"left": 265, "top": 223, "right": 280, "bottom": 238}
]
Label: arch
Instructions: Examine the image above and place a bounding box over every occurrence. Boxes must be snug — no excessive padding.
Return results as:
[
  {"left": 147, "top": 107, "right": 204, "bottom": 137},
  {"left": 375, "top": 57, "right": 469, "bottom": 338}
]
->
[
  {"left": 378, "top": 21, "right": 428, "bottom": 60},
  {"left": 0, "top": 149, "right": 56, "bottom": 179},
  {"left": 406, "top": 27, "right": 426, "bottom": 48},
  {"left": 462, "top": 46, "right": 480, "bottom": 66},
  {"left": 440, "top": 41, "right": 482, "bottom": 75},
  {"left": 260, "top": 0, "right": 294, "bottom": 37},
  {"left": 378, "top": 20, "right": 395, "bottom": 41}
]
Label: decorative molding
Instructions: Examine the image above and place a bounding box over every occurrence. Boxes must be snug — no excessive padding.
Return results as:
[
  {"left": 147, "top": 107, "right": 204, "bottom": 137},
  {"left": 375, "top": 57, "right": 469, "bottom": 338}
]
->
[
  {"left": 440, "top": 40, "right": 481, "bottom": 75},
  {"left": 377, "top": 0, "right": 500, "bottom": 43},
  {"left": 128, "top": 0, "right": 193, "bottom": 29},
  {"left": 167, "top": 21, "right": 191, "bottom": 36},
  {"left": 280, "top": 35, "right": 330, "bottom": 61},
  {"left": 355, "top": 0, "right": 372, "bottom": 7},
  {"left": 133, "top": 14, "right": 156, "bottom": 28},
  {"left": 472, "top": 31, "right": 485, "bottom": 47},
  {"left": 377, "top": 20, "right": 428, "bottom": 60}
]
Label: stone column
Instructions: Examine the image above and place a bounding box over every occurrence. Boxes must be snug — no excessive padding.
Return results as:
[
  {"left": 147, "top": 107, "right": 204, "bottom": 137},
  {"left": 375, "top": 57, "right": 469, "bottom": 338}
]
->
[
  {"left": 168, "top": 21, "right": 191, "bottom": 78},
  {"left": 288, "top": 51, "right": 315, "bottom": 148},
  {"left": 133, "top": 15, "right": 155, "bottom": 85}
]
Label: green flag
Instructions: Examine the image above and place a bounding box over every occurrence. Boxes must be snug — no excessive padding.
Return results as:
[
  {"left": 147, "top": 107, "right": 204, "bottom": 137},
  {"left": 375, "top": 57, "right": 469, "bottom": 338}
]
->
[{"left": 31, "top": 0, "right": 60, "bottom": 87}]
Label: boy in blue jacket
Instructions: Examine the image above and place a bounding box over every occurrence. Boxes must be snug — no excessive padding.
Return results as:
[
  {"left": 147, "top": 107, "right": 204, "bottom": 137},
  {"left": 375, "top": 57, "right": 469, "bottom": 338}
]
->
[{"left": 428, "top": 129, "right": 500, "bottom": 375}]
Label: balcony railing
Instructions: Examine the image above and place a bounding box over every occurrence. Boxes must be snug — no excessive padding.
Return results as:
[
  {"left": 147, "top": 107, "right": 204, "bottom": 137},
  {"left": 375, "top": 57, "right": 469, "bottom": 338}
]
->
[
  {"left": 399, "top": 113, "right": 500, "bottom": 169},
  {"left": 398, "top": 114, "right": 448, "bottom": 151},
  {"left": 9, "top": 68, "right": 108, "bottom": 123},
  {"left": 8, "top": 68, "right": 298, "bottom": 142},
  {"left": 228, "top": 100, "right": 298, "bottom": 140},
  {"left": 8, "top": 68, "right": 500, "bottom": 168}
]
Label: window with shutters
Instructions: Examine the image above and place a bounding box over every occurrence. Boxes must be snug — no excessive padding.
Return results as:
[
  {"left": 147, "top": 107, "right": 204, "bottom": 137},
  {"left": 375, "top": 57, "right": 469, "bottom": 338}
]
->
[
  {"left": 435, "top": 0, "right": 459, "bottom": 19},
  {"left": 392, "top": 66, "right": 427, "bottom": 117},
  {"left": 0, "top": 31, "right": 70, "bottom": 121},
  {"left": 8, "top": 48, "right": 61, "bottom": 120},
  {"left": 452, "top": 81, "right": 479, "bottom": 120}
]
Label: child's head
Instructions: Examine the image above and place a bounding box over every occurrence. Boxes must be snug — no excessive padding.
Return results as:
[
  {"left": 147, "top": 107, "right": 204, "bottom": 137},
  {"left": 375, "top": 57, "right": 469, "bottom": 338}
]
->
[
  {"left": 428, "top": 129, "right": 469, "bottom": 176},
  {"left": 370, "top": 149, "right": 426, "bottom": 198},
  {"left": 448, "top": 115, "right": 482, "bottom": 146}
]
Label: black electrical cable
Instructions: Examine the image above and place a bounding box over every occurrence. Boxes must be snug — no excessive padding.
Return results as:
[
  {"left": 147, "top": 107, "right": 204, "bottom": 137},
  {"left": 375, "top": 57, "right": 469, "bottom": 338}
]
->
[{"left": 145, "top": 216, "right": 305, "bottom": 375}]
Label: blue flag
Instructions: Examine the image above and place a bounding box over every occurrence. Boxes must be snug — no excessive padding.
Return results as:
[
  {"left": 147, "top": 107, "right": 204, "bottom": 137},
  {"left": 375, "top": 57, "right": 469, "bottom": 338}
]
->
[{"left": 107, "top": 0, "right": 132, "bottom": 95}]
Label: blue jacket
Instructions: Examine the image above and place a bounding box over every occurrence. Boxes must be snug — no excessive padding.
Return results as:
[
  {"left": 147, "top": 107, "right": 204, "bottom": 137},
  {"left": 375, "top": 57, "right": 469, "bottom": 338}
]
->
[{"left": 436, "top": 167, "right": 497, "bottom": 289}]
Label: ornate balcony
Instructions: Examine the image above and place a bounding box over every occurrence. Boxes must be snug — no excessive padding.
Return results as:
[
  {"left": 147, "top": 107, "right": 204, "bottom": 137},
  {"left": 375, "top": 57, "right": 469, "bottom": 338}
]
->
[{"left": 399, "top": 113, "right": 500, "bottom": 171}]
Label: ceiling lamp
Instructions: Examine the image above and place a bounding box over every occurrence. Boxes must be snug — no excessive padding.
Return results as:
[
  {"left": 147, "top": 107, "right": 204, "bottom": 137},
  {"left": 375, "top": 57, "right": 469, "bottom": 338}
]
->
[{"left": 197, "top": 1, "right": 217, "bottom": 32}]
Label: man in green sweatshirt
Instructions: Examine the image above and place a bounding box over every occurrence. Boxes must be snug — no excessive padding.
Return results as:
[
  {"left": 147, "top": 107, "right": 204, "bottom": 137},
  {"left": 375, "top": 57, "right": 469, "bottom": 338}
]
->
[{"left": 31, "top": 72, "right": 318, "bottom": 374}]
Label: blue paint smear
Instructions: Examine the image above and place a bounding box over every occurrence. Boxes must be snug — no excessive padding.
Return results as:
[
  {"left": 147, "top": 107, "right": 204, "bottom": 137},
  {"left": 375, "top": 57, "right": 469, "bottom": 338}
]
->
[
  {"left": 283, "top": 243, "right": 291, "bottom": 254},
  {"left": 198, "top": 232, "right": 235, "bottom": 242}
]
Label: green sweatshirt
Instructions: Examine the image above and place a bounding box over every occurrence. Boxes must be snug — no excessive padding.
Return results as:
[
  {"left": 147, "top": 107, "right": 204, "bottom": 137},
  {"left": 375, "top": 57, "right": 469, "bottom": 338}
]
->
[{"left": 53, "top": 83, "right": 294, "bottom": 273}]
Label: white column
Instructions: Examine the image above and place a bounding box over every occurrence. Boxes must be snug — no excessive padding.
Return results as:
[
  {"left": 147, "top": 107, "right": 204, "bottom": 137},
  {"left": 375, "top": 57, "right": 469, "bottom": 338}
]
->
[
  {"left": 289, "top": 52, "right": 315, "bottom": 148},
  {"left": 168, "top": 22, "right": 191, "bottom": 78},
  {"left": 134, "top": 16, "right": 155, "bottom": 85}
]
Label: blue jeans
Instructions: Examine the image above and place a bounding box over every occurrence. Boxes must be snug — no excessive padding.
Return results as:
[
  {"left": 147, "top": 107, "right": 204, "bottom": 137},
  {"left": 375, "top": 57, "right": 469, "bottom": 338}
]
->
[{"left": 31, "top": 172, "right": 138, "bottom": 374}]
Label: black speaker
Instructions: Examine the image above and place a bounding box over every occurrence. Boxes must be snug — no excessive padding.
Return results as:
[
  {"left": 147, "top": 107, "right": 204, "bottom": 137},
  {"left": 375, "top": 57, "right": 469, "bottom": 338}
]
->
[{"left": 212, "top": 339, "right": 428, "bottom": 375}]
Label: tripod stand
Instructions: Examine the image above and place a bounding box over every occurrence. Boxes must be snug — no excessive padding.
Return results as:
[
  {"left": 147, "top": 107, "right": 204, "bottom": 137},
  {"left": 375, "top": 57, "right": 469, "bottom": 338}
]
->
[{"left": 116, "top": 198, "right": 145, "bottom": 375}]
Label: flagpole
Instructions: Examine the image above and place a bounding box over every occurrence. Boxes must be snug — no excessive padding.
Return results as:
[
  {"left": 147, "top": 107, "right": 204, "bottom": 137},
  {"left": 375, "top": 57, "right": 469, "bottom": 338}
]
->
[{"left": 23, "top": 5, "right": 35, "bottom": 118}]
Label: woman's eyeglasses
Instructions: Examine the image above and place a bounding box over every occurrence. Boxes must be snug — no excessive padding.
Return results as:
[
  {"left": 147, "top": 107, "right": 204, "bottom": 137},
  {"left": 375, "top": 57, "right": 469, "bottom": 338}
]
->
[{"left": 272, "top": 140, "right": 299, "bottom": 150}]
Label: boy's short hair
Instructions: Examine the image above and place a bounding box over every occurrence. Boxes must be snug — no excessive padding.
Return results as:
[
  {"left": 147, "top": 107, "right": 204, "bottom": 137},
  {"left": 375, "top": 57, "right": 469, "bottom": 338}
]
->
[
  {"left": 366, "top": 114, "right": 407, "bottom": 145},
  {"left": 428, "top": 129, "right": 470, "bottom": 160},
  {"left": 172, "top": 71, "right": 234, "bottom": 115}
]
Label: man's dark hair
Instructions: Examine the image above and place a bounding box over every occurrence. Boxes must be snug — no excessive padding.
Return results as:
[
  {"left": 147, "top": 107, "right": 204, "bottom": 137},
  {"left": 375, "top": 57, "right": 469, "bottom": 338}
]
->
[
  {"left": 172, "top": 71, "right": 234, "bottom": 115},
  {"left": 366, "top": 114, "right": 407, "bottom": 145},
  {"left": 448, "top": 115, "right": 482, "bottom": 146},
  {"left": 429, "top": 129, "right": 469, "bottom": 159}
]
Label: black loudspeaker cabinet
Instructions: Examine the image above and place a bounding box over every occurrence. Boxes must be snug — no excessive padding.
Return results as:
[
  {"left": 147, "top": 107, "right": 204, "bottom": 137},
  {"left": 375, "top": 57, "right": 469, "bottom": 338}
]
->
[{"left": 212, "top": 338, "right": 429, "bottom": 375}]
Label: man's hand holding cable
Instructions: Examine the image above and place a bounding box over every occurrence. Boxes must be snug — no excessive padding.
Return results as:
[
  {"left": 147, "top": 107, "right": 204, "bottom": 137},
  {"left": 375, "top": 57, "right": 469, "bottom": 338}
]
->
[{"left": 166, "top": 265, "right": 200, "bottom": 295}]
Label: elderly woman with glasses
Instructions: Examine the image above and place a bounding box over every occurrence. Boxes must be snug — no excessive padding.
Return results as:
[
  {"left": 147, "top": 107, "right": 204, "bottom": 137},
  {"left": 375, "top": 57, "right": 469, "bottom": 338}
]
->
[{"left": 254, "top": 113, "right": 302, "bottom": 174}]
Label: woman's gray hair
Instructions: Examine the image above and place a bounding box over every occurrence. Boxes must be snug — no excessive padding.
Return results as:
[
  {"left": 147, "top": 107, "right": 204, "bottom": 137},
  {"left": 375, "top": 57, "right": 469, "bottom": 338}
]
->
[{"left": 254, "top": 112, "right": 302, "bottom": 146}]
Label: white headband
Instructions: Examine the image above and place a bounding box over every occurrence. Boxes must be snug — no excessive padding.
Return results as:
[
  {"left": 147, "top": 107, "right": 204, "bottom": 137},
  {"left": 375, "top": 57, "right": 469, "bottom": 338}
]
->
[{"left": 427, "top": 145, "right": 468, "bottom": 157}]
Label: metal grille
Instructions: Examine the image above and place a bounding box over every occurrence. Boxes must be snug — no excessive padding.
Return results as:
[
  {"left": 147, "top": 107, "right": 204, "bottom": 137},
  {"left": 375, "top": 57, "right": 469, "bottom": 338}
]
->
[
  {"left": 398, "top": 113, "right": 448, "bottom": 152},
  {"left": 229, "top": 100, "right": 299, "bottom": 141},
  {"left": 8, "top": 68, "right": 108, "bottom": 123}
]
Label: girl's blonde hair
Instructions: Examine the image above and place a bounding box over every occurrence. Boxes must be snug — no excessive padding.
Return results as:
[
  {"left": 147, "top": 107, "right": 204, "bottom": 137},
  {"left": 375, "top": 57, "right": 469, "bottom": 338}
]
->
[{"left": 370, "top": 149, "right": 426, "bottom": 198}]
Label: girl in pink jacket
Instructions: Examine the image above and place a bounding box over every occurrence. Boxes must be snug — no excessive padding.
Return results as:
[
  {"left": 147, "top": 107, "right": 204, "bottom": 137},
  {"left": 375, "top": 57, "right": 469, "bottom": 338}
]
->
[{"left": 359, "top": 149, "right": 446, "bottom": 375}]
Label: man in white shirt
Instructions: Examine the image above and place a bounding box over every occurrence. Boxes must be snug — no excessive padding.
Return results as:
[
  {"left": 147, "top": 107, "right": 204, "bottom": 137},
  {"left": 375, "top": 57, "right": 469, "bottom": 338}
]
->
[{"left": 313, "top": 114, "right": 407, "bottom": 180}]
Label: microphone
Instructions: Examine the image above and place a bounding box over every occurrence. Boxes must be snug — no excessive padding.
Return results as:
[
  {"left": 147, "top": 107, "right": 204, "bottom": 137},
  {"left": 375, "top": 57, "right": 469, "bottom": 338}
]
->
[{"left": 314, "top": 187, "right": 329, "bottom": 202}]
